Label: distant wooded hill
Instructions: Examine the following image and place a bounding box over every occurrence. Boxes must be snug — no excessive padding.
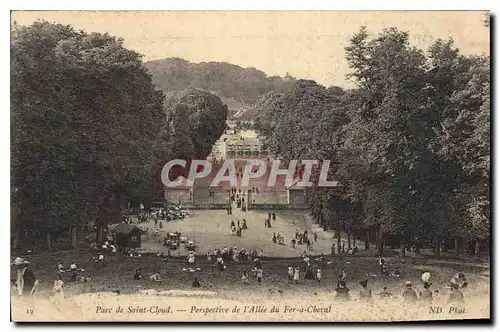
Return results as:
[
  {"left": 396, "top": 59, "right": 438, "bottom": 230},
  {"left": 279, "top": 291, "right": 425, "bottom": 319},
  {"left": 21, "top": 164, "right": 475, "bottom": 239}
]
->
[{"left": 145, "top": 58, "right": 297, "bottom": 116}]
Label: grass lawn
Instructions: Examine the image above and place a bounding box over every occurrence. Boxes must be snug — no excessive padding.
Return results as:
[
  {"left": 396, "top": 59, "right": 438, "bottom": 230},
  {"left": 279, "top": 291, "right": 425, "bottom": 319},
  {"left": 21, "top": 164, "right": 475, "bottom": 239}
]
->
[{"left": 10, "top": 208, "right": 490, "bottom": 322}]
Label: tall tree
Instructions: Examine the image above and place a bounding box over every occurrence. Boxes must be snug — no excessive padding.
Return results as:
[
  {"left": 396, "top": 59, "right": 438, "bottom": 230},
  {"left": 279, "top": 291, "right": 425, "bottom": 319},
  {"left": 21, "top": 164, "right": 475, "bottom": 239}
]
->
[{"left": 11, "top": 21, "right": 166, "bottom": 247}]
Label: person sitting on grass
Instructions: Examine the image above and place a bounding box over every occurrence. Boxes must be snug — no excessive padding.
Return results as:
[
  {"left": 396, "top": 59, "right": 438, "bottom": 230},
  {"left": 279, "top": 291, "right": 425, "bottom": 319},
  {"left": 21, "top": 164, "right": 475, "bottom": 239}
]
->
[
  {"left": 133, "top": 268, "right": 143, "bottom": 280},
  {"left": 454, "top": 273, "right": 468, "bottom": 288},
  {"left": 448, "top": 279, "right": 465, "bottom": 303},
  {"left": 402, "top": 281, "right": 418, "bottom": 304},
  {"left": 420, "top": 281, "right": 433, "bottom": 303},
  {"left": 379, "top": 286, "right": 393, "bottom": 298},
  {"left": 53, "top": 275, "right": 64, "bottom": 294},
  {"left": 335, "top": 280, "right": 350, "bottom": 299},
  {"left": 359, "top": 279, "right": 372, "bottom": 301},
  {"left": 242, "top": 270, "right": 249, "bottom": 285},
  {"left": 149, "top": 272, "right": 162, "bottom": 282},
  {"left": 93, "top": 252, "right": 104, "bottom": 263},
  {"left": 390, "top": 267, "right": 400, "bottom": 278}
]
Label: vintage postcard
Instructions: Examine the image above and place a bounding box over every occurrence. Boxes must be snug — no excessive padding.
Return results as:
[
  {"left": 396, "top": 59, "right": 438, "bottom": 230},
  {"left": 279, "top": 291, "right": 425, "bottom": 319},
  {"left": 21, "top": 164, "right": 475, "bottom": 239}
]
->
[{"left": 10, "top": 10, "right": 490, "bottom": 322}]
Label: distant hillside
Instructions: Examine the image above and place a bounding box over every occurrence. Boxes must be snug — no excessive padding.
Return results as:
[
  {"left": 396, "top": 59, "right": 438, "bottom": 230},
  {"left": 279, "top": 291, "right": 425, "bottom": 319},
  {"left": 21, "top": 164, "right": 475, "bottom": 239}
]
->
[{"left": 145, "top": 58, "right": 297, "bottom": 113}]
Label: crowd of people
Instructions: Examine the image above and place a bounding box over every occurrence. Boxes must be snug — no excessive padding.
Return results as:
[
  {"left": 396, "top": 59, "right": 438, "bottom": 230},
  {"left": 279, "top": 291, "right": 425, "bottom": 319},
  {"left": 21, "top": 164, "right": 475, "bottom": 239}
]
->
[
  {"left": 229, "top": 187, "right": 248, "bottom": 212},
  {"left": 124, "top": 205, "right": 192, "bottom": 225},
  {"left": 207, "top": 246, "right": 264, "bottom": 263},
  {"left": 10, "top": 246, "right": 471, "bottom": 307},
  {"left": 10, "top": 189, "right": 473, "bottom": 307},
  {"left": 332, "top": 270, "right": 467, "bottom": 304},
  {"left": 230, "top": 218, "right": 248, "bottom": 237}
]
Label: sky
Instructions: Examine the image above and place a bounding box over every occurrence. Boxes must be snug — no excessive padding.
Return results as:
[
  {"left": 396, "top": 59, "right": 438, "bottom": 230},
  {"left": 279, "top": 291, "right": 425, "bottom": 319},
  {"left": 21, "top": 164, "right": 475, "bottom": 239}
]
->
[{"left": 11, "top": 11, "right": 490, "bottom": 87}]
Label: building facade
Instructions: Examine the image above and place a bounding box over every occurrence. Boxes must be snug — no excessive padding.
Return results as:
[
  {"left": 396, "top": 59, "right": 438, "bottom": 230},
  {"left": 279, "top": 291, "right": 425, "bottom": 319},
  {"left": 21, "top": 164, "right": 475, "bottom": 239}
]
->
[{"left": 208, "top": 123, "right": 272, "bottom": 161}]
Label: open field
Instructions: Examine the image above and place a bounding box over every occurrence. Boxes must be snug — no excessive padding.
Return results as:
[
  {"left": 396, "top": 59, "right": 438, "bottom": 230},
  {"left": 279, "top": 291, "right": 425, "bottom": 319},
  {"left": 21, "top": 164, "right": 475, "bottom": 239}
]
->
[
  {"left": 141, "top": 207, "right": 358, "bottom": 257},
  {"left": 11, "top": 208, "right": 490, "bottom": 321}
]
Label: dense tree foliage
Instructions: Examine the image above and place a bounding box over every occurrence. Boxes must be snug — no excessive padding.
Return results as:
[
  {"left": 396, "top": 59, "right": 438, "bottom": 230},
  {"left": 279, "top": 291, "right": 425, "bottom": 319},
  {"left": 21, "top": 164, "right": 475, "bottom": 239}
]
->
[
  {"left": 11, "top": 22, "right": 228, "bottom": 249},
  {"left": 11, "top": 21, "right": 167, "bottom": 248},
  {"left": 155, "top": 88, "right": 228, "bottom": 181},
  {"left": 254, "top": 27, "right": 490, "bottom": 257}
]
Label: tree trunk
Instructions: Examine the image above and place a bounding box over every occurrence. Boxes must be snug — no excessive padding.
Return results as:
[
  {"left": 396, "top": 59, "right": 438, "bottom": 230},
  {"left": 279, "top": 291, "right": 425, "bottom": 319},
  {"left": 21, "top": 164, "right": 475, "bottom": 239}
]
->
[
  {"left": 442, "top": 239, "right": 448, "bottom": 253},
  {"left": 336, "top": 228, "right": 341, "bottom": 254},
  {"left": 12, "top": 231, "right": 20, "bottom": 249},
  {"left": 454, "top": 237, "right": 460, "bottom": 257},
  {"left": 353, "top": 235, "right": 356, "bottom": 247},
  {"left": 316, "top": 212, "right": 320, "bottom": 224},
  {"left": 400, "top": 239, "right": 406, "bottom": 257},
  {"left": 474, "top": 239, "right": 481, "bottom": 259},
  {"left": 433, "top": 235, "right": 440, "bottom": 259},
  {"left": 70, "top": 226, "right": 77, "bottom": 249},
  {"left": 320, "top": 214, "right": 327, "bottom": 231},
  {"left": 46, "top": 231, "right": 52, "bottom": 250},
  {"left": 376, "top": 227, "right": 384, "bottom": 255},
  {"left": 96, "top": 225, "right": 104, "bottom": 244},
  {"left": 347, "top": 232, "right": 351, "bottom": 248},
  {"left": 365, "top": 230, "right": 370, "bottom": 251}
]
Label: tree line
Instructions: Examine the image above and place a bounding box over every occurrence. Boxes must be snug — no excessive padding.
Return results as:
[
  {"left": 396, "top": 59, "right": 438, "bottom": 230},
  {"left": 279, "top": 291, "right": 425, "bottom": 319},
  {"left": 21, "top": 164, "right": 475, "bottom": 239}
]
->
[
  {"left": 253, "top": 27, "right": 490, "bottom": 258},
  {"left": 11, "top": 21, "right": 228, "bottom": 250},
  {"left": 145, "top": 58, "right": 297, "bottom": 106}
]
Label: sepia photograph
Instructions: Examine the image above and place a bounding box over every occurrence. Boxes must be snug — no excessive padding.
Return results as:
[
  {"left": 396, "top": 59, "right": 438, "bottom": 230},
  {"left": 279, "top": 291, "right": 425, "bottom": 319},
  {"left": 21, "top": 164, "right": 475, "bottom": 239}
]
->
[{"left": 9, "top": 9, "right": 491, "bottom": 322}]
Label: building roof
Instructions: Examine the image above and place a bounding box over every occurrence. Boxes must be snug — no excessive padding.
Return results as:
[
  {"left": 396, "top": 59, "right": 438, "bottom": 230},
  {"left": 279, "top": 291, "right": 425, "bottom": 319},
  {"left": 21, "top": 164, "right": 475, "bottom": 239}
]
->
[{"left": 108, "top": 223, "right": 144, "bottom": 235}]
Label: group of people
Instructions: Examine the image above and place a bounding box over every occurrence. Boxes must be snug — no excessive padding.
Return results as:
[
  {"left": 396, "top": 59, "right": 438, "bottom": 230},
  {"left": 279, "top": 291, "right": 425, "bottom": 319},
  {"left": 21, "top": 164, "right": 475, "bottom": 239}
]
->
[
  {"left": 286, "top": 257, "right": 322, "bottom": 284},
  {"left": 133, "top": 268, "right": 164, "bottom": 282},
  {"left": 88, "top": 240, "right": 121, "bottom": 264},
  {"left": 57, "top": 262, "right": 92, "bottom": 283},
  {"left": 333, "top": 268, "right": 467, "bottom": 304},
  {"left": 264, "top": 212, "right": 276, "bottom": 228},
  {"left": 125, "top": 205, "right": 191, "bottom": 225},
  {"left": 207, "top": 246, "right": 263, "bottom": 263},
  {"left": 377, "top": 256, "right": 401, "bottom": 278},
  {"left": 11, "top": 258, "right": 37, "bottom": 296},
  {"left": 291, "top": 229, "right": 317, "bottom": 250},
  {"left": 272, "top": 232, "right": 285, "bottom": 245},
  {"left": 229, "top": 187, "right": 248, "bottom": 211},
  {"left": 240, "top": 258, "right": 264, "bottom": 285},
  {"left": 230, "top": 219, "right": 248, "bottom": 237},
  {"left": 11, "top": 244, "right": 471, "bottom": 307},
  {"left": 330, "top": 242, "right": 360, "bottom": 256},
  {"left": 11, "top": 256, "right": 98, "bottom": 299},
  {"left": 90, "top": 240, "right": 117, "bottom": 256}
]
